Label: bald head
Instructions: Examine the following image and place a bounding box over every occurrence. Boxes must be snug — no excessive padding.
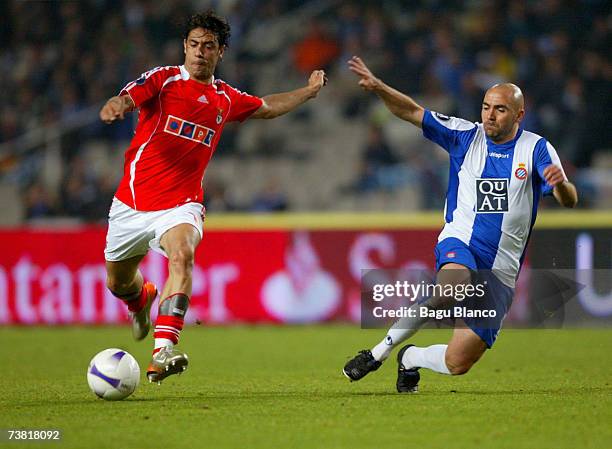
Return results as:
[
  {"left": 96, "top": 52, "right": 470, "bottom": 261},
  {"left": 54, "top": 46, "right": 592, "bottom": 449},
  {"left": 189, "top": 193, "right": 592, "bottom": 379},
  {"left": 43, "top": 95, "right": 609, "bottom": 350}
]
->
[
  {"left": 481, "top": 83, "right": 525, "bottom": 143},
  {"left": 486, "top": 83, "right": 524, "bottom": 111}
]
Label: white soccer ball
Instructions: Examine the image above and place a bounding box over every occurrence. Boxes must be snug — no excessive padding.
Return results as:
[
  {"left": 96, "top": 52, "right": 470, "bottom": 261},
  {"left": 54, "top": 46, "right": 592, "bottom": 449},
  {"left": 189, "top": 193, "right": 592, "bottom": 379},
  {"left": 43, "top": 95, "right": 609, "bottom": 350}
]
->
[{"left": 87, "top": 348, "right": 140, "bottom": 401}]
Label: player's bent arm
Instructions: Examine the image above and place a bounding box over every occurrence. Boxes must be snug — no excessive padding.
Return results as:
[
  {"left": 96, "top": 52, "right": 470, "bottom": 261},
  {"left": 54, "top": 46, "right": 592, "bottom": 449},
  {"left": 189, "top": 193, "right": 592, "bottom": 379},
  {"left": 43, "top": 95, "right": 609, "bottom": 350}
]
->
[
  {"left": 372, "top": 82, "right": 425, "bottom": 128},
  {"left": 251, "top": 70, "right": 327, "bottom": 119},
  {"left": 553, "top": 181, "right": 578, "bottom": 208},
  {"left": 99, "top": 95, "right": 135, "bottom": 124},
  {"left": 543, "top": 164, "right": 578, "bottom": 208}
]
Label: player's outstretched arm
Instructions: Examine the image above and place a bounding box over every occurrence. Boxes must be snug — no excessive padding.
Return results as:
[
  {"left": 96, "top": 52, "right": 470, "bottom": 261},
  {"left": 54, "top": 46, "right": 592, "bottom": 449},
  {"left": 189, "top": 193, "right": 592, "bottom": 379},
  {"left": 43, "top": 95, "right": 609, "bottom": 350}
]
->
[
  {"left": 250, "top": 70, "right": 327, "bottom": 119},
  {"left": 543, "top": 165, "right": 578, "bottom": 208},
  {"left": 348, "top": 56, "right": 424, "bottom": 127},
  {"left": 99, "top": 95, "right": 135, "bottom": 124}
]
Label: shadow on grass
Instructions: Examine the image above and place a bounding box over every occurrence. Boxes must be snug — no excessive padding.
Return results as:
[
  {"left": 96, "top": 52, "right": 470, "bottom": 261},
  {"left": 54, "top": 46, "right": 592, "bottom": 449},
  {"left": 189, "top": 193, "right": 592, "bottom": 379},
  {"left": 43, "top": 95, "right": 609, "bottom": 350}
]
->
[
  {"left": 11, "top": 395, "right": 204, "bottom": 407},
  {"left": 198, "top": 385, "right": 612, "bottom": 400},
  {"left": 428, "top": 386, "right": 612, "bottom": 396},
  {"left": 11, "top": 385, "right": 612, "bottom": 408}
]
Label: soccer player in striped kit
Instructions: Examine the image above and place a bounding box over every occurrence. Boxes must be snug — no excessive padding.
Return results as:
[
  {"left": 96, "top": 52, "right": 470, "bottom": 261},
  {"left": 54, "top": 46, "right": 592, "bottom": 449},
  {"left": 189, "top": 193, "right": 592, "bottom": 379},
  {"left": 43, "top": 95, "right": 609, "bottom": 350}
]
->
[
  {"left": 343, "top": 56, "right": 577, "bottom": 392},
  {"left": 99, "top": 11, "right": 326, "bottom": 384}
]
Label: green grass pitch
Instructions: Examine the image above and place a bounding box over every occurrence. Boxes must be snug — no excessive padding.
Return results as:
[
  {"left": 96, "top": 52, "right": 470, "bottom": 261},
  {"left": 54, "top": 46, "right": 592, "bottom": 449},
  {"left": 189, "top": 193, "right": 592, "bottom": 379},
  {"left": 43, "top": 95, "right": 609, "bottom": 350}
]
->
[{"left": 1, "top": 326, "right": 611, "bottom": 449}]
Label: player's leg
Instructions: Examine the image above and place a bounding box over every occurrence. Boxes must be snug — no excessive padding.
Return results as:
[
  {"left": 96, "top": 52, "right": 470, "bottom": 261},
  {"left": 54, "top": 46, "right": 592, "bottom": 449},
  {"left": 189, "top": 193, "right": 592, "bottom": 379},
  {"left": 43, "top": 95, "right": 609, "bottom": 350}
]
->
[
  {"left": 147, "top": 222, "right": 201, "bottom": 383},
  {"left": 371, "top": 263, "right": 471, "bottom": 360},
  {"left": 158, "top": 222, "right": 200, "bottom": 298},
  {"left": 395, "top": 326, "right": 487, "bottom": 393},
  {"left": 106, "top": 256, "right": 159, "bottom": 340},
  {"left": 106, "top": 255, "right": 145, "bottom": 296},
  {"left": 155, "top": 222, "right": 200, "bottom": 348},
  {"left": 343, "top": 262, "right": 472, "bottom": 381},
  {"left": 104, "top": 196, "right": 162, "bottom": 341},
  {"left": 445, "top": 327, "right": 488, "bottom": 374}
]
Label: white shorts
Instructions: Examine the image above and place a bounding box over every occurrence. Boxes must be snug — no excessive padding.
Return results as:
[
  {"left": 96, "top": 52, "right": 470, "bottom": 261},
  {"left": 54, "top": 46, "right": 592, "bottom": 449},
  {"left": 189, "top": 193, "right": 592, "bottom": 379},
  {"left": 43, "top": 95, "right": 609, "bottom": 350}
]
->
[{"left": 104, "top": 198, "right": 204, "bottom": 262}]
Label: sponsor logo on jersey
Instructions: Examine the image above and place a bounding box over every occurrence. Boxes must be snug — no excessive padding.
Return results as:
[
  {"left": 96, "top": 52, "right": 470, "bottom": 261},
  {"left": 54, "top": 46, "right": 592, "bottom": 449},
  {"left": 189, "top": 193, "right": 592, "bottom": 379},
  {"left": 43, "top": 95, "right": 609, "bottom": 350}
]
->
[
  {"left": 180, "top": 122, "right": 195, "bottom": 139},
  {"left": 193, "top": 125, "right": 213, "bottom": 144},
  {"left": 489, "top": 152, "right": 510, "bottom": 159},
  {"left": 197, "top": 94, "right": 208, "bottom": 104},
  {"left": 434, "top": 112, "right": 450, "bottom": 121},
  {"left": 165, "top": 117, "right": 181, "bottom": 133},
  {"left": 514, "top": 163, "right": 528, "bottom": 180},
  {"left": 446, "top": 251, "right": 456, "bottom": 258},
  {"left": 164, "top": 115, "right": 215, "bottom": 146},
  {"left": 476, "top": 178, "right": 508, "bottom": 213}
]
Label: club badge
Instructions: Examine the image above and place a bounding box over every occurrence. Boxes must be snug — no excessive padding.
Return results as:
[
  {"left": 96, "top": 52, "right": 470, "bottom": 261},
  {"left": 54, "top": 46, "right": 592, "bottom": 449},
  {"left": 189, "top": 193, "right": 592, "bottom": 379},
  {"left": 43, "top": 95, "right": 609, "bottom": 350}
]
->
[{"left": 515, "top": 163, "right": 528, "bottom": 180}]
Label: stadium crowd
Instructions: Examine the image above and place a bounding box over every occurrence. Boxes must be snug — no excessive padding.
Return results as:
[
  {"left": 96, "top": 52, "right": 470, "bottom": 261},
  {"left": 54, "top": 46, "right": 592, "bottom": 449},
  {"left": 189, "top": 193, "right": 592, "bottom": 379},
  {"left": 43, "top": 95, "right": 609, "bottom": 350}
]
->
[{"left": 0, "top": 0, "right": 610, "bottom": 221}]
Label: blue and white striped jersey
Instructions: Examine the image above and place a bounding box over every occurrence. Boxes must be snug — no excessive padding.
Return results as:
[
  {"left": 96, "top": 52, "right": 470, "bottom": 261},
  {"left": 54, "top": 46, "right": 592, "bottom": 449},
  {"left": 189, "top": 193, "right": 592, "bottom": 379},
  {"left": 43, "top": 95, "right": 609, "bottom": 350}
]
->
[{"left": 422, "top": 110, "right": 566, "bottom": 287}]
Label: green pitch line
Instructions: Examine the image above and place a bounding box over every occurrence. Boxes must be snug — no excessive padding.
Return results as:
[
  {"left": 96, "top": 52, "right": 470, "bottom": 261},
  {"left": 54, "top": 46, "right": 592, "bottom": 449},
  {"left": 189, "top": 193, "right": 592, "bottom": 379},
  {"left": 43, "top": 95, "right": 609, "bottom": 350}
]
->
[
  {"left": 203, "top": 211, "right": 612, "bottom": 230},
  {"left": 1, "top": 326, "right": 611, "bottom": 449}
]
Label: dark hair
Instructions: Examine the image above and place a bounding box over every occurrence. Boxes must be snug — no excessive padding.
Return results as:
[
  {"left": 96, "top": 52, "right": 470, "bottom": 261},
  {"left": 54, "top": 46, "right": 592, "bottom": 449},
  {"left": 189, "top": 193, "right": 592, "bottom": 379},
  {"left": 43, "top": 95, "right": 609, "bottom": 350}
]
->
[{"left": 183, "top": 11, "right": 231, "bottom": 47}]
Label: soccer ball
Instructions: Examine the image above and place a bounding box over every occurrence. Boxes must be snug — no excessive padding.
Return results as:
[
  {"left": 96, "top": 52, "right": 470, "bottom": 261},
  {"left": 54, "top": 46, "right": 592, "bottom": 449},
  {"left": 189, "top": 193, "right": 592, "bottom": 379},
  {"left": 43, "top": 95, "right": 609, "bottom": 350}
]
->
[{"left": 87, "top": 348, "right": 140, "bottom": 401}]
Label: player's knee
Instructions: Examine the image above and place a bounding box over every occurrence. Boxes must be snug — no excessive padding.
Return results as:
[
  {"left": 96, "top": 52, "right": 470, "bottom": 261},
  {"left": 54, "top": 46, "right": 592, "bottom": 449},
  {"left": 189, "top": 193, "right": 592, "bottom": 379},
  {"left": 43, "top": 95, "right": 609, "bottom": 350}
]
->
[
  {"left": 106, "top": 276, "right": 132, "bottom": 295},
  {"left": 445, "top": 354, "right": 473, "bottom": 376},
  {"left": 168, "top": 245, "right": 195, "bottom": 274},
  {"left": 448, "top": 363, "right": 471, "bottom": 375}
]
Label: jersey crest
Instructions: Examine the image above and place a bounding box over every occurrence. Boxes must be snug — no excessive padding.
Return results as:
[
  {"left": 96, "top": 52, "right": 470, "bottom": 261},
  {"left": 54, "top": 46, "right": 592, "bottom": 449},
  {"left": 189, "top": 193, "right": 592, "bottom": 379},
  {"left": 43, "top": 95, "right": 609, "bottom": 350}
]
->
[{"left": 514, "top": 163, "right": 528, "bottom": 180}]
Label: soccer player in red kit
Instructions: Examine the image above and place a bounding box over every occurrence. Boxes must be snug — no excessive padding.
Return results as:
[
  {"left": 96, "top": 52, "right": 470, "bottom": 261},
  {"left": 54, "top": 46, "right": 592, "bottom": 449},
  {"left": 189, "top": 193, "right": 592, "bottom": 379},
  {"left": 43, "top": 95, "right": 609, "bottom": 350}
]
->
[{"left": 99, "top": 11, "right": 327, "bottom": 383}]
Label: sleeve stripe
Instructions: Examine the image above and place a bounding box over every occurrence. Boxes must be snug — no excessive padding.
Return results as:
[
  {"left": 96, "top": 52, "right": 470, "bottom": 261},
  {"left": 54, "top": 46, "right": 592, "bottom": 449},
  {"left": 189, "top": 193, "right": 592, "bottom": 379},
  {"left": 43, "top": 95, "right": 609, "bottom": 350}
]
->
[
  {"left": 430, "top": 111, "right": 476, "bottom": 131},
  {"left": 122, "top": 88, "right": 136, "bottom": 107},
  {"left": 545, "top": 141, "right": 567, "bottom": 180},
  {"left": 120, "top": 66, "right": 172, "bottom": 94}
]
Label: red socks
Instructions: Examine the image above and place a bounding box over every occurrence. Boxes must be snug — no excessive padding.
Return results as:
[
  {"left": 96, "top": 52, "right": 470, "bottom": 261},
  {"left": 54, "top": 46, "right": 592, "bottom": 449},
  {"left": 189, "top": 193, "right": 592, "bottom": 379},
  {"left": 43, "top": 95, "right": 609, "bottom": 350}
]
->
[
  {"left": 110, "top": 283, "right": 149, "bottom": 313},
  {"left": 153, "top": 315, "right": 184, "bottom": 353},
  {"left": 153, "top": 293, "right": 189, "bottom": 354}
]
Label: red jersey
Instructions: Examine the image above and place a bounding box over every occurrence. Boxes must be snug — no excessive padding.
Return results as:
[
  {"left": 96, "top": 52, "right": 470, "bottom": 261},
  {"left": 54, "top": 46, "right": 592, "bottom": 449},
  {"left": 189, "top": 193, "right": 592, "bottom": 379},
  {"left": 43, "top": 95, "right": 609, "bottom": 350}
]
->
[{"left": 115, "top": 65, "right": 263, "bottom": 211}]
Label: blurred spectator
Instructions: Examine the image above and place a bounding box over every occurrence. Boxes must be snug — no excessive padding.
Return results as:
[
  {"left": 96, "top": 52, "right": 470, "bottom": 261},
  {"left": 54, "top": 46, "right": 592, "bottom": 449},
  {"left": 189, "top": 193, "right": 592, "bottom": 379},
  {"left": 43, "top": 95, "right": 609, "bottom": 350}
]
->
[
  {"left": 204, "top": 178, "right": 239, "bottom": 212},
  {"left": 59, "top": 156, "right": 104, "bottom": 220},
  {"left": 24, "top": 182, "right": 56, "bottom": 219},
  {"left": 382, "top": 39, "right": 428, "bottom": 94},
  {"left": 574, "top": 51, "right": 611, "bottom": 168},
  {"left": 355, "top": 125, "right": 401, "bottom": 192},
  {"left": 292, "top": 21, "right": 340, "bottom": 74},
  {"left": 251, "top": 180, "right": 289, "bottom": 212}
]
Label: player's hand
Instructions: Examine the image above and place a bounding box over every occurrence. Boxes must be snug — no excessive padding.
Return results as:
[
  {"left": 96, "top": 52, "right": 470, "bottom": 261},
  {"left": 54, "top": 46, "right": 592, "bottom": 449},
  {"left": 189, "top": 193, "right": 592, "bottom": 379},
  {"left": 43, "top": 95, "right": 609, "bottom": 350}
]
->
[
  {"left": 307, "top": 70, "right": 327, "bottom": 96},
  {"left": 99, "top": 96, "right": 128, "bottom": 124},
  {"left": 543, "top": 165, "right": 566, "bottom": 187},
  {"left": 348, "top": 56, "right": 380, "bottom": 91}
]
